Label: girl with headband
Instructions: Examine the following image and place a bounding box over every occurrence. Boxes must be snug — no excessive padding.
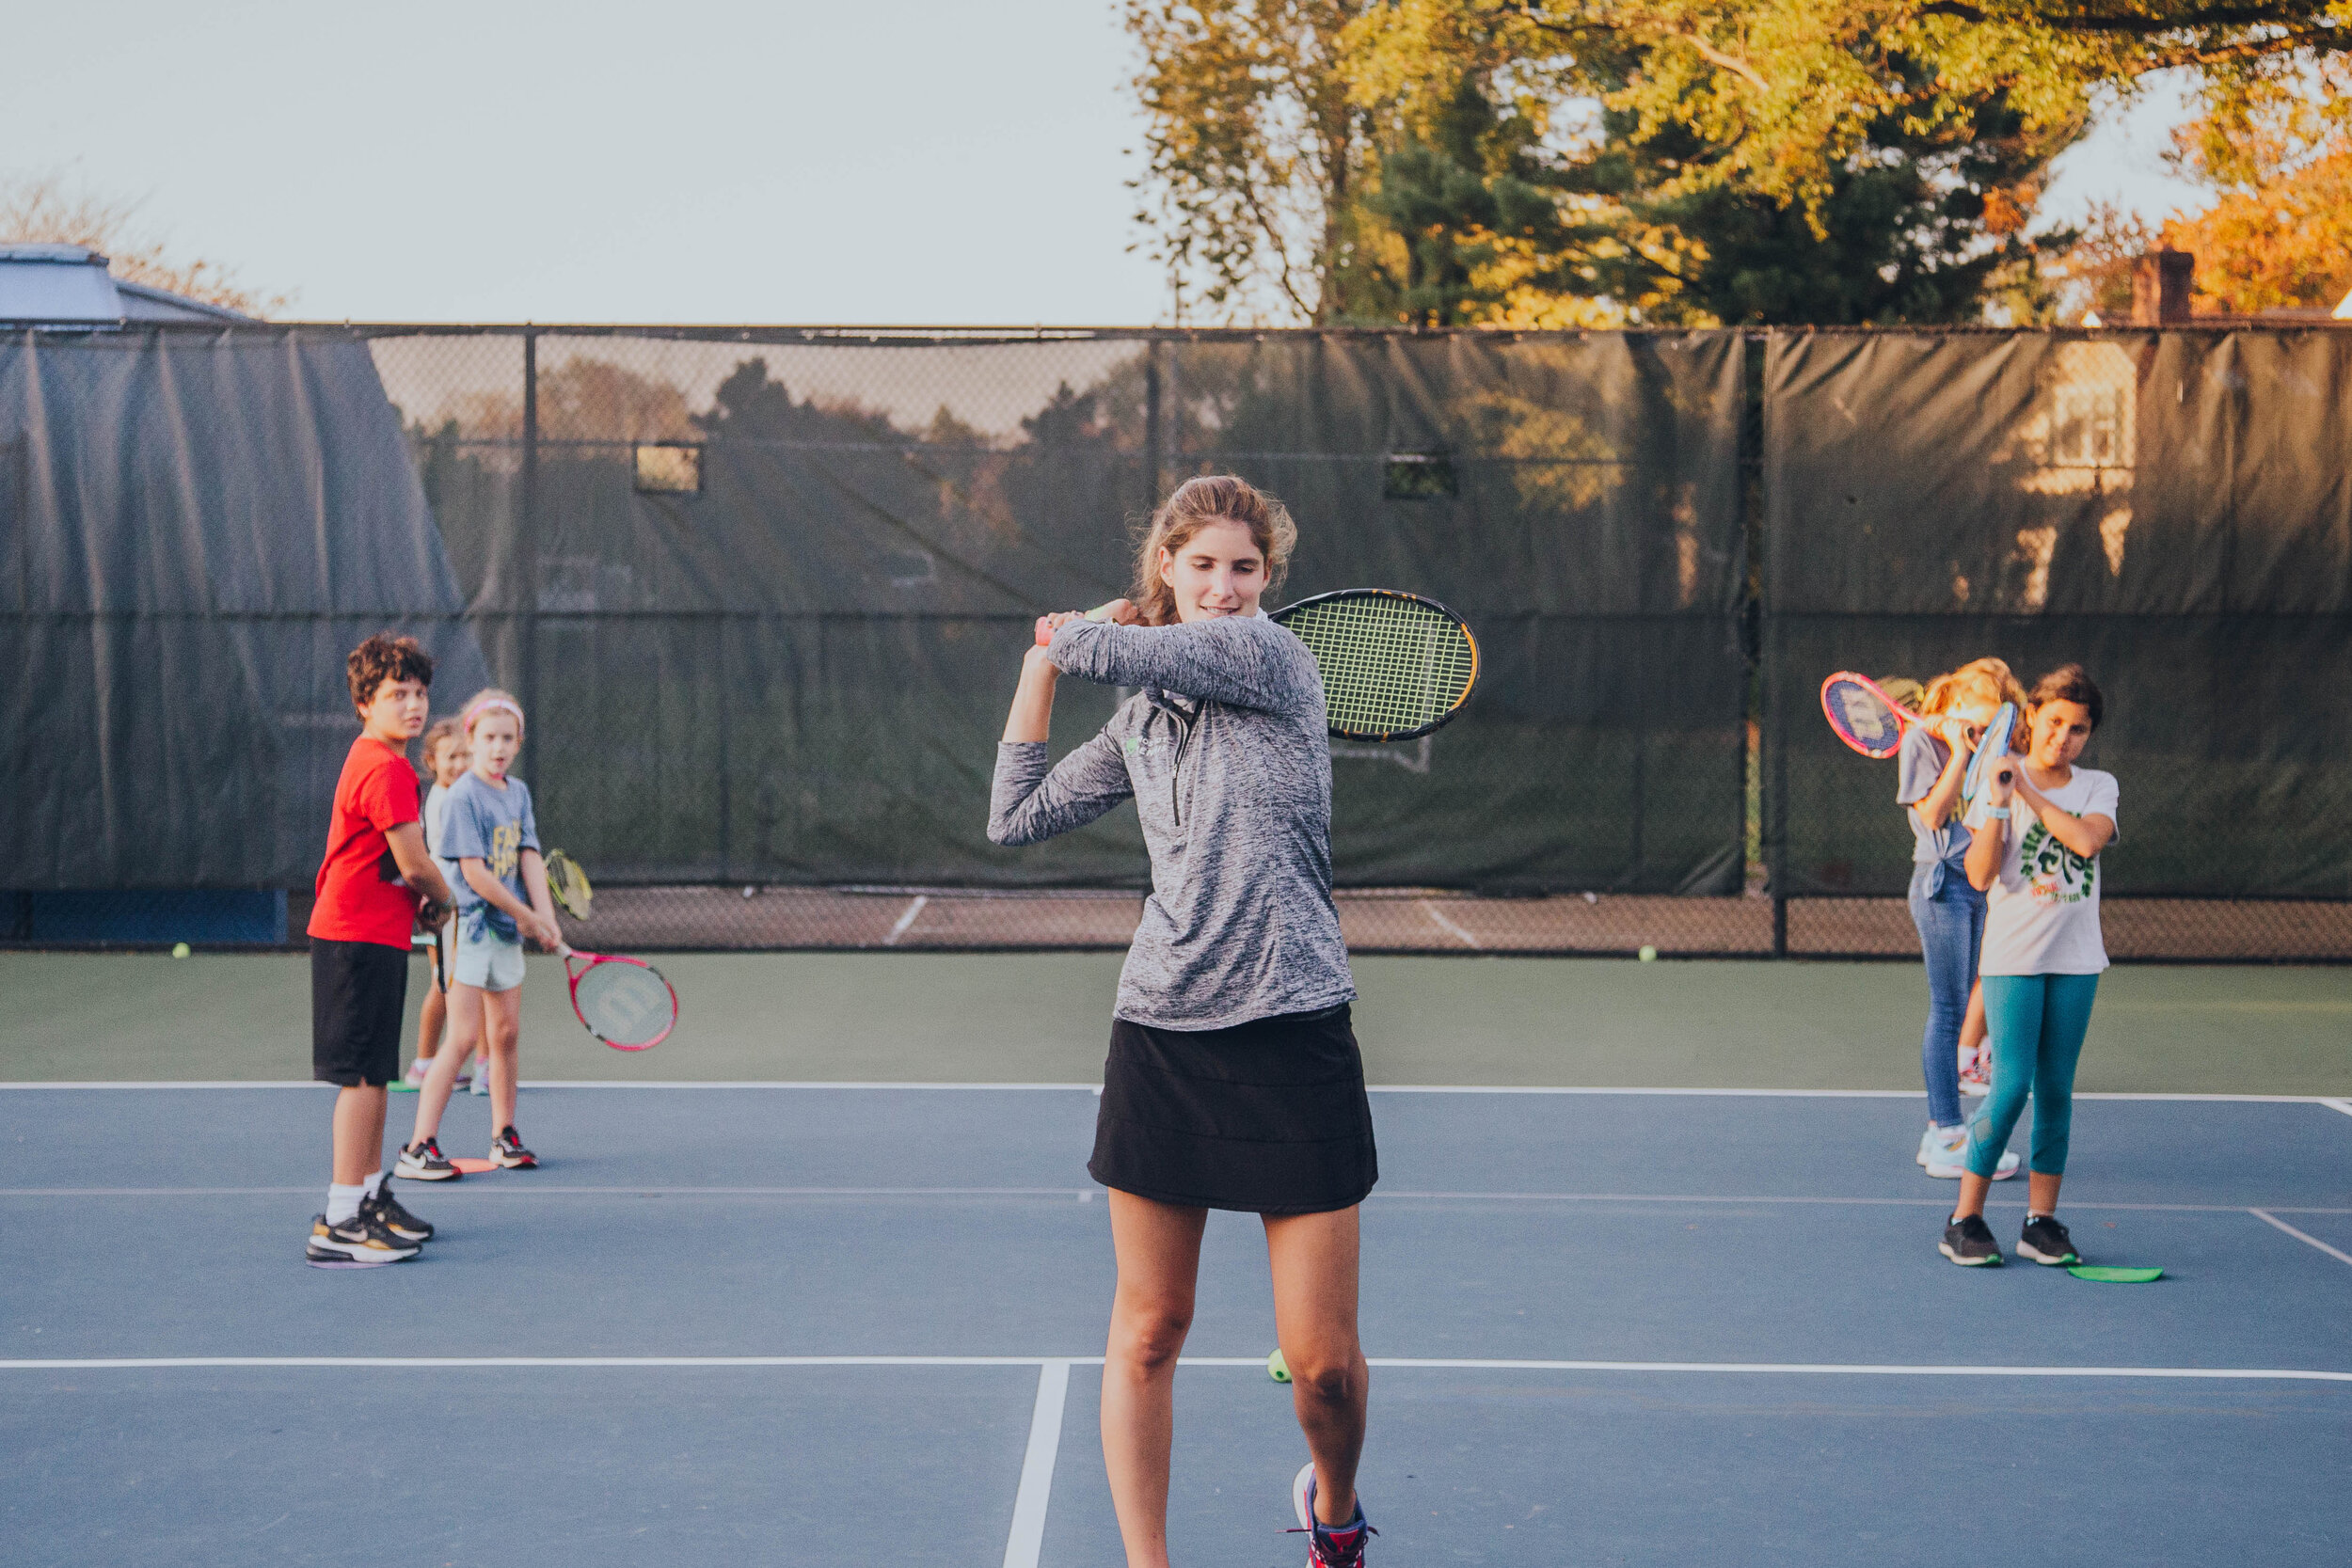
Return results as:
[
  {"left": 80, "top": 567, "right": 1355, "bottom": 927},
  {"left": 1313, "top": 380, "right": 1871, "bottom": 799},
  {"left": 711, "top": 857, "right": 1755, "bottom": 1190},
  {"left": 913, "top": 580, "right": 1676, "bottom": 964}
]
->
[{"left": 396, "top": 687, "right": 567, "bottom": 1182}]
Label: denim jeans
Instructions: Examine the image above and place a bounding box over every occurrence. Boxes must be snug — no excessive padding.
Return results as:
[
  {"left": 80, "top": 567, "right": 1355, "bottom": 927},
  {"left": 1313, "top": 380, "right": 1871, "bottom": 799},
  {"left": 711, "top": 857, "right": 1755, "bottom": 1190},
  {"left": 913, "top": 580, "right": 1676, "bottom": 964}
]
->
[{"left": 1909, "top": 861, "right": 1985, "bottom": 1128}]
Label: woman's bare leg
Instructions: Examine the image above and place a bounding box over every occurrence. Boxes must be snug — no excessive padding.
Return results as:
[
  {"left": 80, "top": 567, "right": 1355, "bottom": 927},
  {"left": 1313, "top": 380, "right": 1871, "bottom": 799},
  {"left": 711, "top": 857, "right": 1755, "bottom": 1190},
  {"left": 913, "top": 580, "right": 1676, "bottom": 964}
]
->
[
  {"left": 483, "top": 986, "right": 522, "bottom": 1129},
  {"left": 1264, "top": 1207, "right": 1368, "bottom": 1526},
  {"left": 1102, "top": 1191, "right": 1207, "bottom": 1568},
  {"left": 408, "top": 984, "right": 485, "bottom": 1146}
]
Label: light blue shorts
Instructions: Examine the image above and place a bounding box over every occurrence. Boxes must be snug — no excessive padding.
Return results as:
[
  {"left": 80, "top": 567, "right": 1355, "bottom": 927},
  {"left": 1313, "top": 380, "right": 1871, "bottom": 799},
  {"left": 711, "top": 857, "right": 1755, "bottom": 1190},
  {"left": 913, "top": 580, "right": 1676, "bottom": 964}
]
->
[{"left": 453, "top": 927, "right": 526, "bottom": 991}]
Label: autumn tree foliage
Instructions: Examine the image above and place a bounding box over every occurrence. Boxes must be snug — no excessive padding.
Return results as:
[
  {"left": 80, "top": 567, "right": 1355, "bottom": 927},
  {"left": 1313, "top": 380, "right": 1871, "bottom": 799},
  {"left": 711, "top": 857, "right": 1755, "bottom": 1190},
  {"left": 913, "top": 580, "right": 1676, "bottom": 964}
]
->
[
  {"left": 0, "top": 174, "right": 288, "bottom": 316},
  {"left": 1126, "top": 0, "right": 2352, "bottom": 325}
]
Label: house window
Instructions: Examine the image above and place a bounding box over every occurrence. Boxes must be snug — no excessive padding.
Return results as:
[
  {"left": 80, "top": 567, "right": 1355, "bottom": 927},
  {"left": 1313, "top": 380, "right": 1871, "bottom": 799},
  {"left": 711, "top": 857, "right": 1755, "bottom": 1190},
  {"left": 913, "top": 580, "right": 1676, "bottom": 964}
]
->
[{"left": 634, "top": 442, "right": 704, "bottom": 495}]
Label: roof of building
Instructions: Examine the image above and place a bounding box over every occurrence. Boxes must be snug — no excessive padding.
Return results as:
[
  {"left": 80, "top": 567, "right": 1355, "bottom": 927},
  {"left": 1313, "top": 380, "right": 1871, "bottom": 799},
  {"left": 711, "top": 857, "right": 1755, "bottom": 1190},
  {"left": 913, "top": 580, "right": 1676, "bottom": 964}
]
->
[{"left": 0, "top": 244, "right": 255, "bottom": 325}]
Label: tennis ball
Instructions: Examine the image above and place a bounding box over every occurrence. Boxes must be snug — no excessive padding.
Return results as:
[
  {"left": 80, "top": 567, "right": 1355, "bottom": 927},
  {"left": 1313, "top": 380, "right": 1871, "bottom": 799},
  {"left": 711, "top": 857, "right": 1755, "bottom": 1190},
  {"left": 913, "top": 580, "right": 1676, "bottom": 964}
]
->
[
  {"left": 1267, "top": 1348, "right": 1291, "bottom": 1384},
  {"left": 170, "top": 942, "right": 191, "bottom": 958},
  {"left": 1637, "top": 944, "right": 1659, "bottom": 962}
]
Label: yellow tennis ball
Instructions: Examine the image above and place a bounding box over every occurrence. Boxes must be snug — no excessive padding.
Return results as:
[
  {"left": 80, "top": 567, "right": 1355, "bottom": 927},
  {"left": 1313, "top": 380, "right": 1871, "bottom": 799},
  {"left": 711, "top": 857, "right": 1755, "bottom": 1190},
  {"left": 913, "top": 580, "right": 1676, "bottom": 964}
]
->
[
  {"left": 1637, "top": 944, "right": 1658, "bottom": 962},
  {"left": 171, "top": 942, "right": 191, "bottom": 958},
  {"left": 1267, "top": 1348, "right": 1291, "bottom": 1384}
]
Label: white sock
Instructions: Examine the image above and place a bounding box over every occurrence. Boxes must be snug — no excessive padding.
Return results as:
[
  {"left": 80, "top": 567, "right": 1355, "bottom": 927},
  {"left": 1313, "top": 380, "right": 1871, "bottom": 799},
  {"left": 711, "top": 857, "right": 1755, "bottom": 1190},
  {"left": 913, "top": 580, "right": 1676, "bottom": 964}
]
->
[
  {"left": 326, "top": 1182, "right": 366, "bottom": 1225},
  {"left": 2027, "top": 1210, "right": 2054, "bottom": 1222},
  {"left": 361, "top": 1169, "right": 385, "bottom": 1198}
]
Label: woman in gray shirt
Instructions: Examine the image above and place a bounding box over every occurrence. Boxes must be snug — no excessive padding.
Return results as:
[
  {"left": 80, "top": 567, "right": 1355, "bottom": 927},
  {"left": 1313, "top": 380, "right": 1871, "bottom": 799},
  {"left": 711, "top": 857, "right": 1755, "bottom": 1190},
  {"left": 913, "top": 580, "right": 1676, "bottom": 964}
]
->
[{"left": 990, "top": 475, "right": 1378, "bottom": 1568}]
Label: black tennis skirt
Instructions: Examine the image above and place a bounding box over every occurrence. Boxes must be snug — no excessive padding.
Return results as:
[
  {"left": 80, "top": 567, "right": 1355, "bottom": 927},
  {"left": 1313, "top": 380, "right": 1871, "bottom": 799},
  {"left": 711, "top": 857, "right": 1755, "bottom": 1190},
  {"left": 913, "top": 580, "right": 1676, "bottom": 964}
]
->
[{"left": 1089, "top": 1003, "right": 1377, "bottom": 1215}]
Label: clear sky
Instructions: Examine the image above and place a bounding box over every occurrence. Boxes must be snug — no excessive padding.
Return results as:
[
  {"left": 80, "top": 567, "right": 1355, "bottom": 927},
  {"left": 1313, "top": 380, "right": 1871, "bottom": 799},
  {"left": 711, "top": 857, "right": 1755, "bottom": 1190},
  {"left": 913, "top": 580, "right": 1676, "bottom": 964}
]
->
[{"left": 4, "top": 2, "right": 2204, "bottom": 326}]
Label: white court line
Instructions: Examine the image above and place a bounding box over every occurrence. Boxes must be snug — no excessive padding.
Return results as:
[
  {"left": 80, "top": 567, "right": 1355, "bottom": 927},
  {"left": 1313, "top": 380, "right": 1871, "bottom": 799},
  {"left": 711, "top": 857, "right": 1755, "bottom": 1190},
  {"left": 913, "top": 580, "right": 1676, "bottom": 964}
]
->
[
  {"left": 6, "top": 1187, "right": 2344, "bottom": 1215},
  {"left": 882, "top": 895, "right": 930, "bottom": 947},
  {"left": 2250, "top": 1208, "right": 2352, "bottom": 1268},
  {"left": 5, "top": 1081, "right": 2345, "bottom": 1103},
  {"left": 1419, "top": 900, "right": 1482, "bottom": 949},
  {"left": 1003, "top": 1360, "right": 1070, "bottom": 1568},
  {"left": 3, "top": 1354, "right": 2347, "bottom": 1383}
]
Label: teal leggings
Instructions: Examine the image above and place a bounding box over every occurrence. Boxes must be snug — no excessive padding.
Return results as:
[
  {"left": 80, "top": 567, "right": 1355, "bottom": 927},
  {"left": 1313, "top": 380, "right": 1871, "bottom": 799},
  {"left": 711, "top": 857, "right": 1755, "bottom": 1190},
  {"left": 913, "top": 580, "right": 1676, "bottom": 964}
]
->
[{"left": 1966, "top": 974, "right": 2101, "bottom": 1180}]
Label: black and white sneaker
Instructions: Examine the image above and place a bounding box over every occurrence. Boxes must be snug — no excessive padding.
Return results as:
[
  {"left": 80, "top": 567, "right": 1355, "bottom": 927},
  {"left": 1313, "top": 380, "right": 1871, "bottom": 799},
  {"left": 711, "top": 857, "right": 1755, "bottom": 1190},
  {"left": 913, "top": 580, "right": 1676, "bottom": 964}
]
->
[
  {"left": 394, "top": 1137, "right": 461, "bottom": 1181},
  {"left": 491, "top": 1126, "right": 537, "bottom": 1169},
  {"left": 2017, "top": 1215, "right": 2080, "bottom": 1266},
  {"left": 364, "top": 1182, "right": 434, "bottom": 1244},
  {"left": 305, "top": 1212, "right": 420, "bottom": 1268},
  {"left": 1939, "top": 1213, "right": 2004, "bottom": 1267}
]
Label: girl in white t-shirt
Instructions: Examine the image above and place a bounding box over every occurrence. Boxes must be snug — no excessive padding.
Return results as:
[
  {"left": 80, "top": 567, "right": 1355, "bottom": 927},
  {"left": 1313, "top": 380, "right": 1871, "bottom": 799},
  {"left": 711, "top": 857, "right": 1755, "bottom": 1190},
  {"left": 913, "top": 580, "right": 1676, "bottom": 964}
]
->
[
  {"left": 1941, "top": 665, "right": 2118, "bottom": 1269},
  {"left": 400, "top": 721, "right": 470, "bottom": 1091}
]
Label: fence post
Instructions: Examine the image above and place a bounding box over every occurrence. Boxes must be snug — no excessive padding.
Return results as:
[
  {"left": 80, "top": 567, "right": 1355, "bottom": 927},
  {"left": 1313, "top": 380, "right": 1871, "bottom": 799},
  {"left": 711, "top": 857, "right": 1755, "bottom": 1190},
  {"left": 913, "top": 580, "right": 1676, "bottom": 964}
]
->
[
  {"left": 517, "top": 326, "right": 539, "bottom": 788},
  {"left": 1749, "top": 329, "right": 1788, "bottom": 958},
  {"left": 1144, "top": 340, "right": 1163, "bottom": 508}
]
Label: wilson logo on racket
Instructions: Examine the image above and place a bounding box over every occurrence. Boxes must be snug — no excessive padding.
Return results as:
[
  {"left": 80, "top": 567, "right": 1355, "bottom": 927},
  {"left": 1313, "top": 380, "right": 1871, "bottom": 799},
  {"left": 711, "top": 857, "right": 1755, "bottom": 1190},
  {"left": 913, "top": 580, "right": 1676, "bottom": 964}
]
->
[
  {"left": 564, "top": 950, "right": 678, "bottom": 1052},
  {"left": 1270, "top": 589, "right": 1478, "bottom": 743},
  {"left": 1819, "top": 672, "right": 1924, "bottom": 760}
]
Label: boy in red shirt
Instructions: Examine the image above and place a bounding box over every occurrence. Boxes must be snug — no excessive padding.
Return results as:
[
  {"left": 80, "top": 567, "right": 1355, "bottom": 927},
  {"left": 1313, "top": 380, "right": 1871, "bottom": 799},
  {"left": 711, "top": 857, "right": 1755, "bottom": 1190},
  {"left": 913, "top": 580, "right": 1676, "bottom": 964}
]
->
[{"left": 305, "top": 634, "right": 457, "bottom": 1266}]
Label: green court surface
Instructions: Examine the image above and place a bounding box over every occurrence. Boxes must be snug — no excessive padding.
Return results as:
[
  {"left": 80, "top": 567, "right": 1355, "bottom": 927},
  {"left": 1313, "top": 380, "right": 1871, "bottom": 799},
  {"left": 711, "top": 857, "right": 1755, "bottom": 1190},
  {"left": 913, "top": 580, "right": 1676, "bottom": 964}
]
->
[{"left": 1, "top": 951, "right": 2344, "bottom": 1093}]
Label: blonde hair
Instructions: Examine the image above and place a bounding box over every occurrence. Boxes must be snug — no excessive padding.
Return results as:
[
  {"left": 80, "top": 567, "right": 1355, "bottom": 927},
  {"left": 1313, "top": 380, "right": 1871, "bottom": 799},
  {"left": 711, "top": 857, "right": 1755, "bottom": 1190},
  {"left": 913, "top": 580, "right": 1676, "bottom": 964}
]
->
[
  {"left": 418, "top": 717, "right": 466, "bottom": 778},
  {"left": 1917, "top": 657, "right": 2026, "bottom": 722},
  {"left": 1129, "top": 475, "right": 1296, "bottom": 626},
  {"left": 459, "top": 687, "right": 526, "bottom": 742}
]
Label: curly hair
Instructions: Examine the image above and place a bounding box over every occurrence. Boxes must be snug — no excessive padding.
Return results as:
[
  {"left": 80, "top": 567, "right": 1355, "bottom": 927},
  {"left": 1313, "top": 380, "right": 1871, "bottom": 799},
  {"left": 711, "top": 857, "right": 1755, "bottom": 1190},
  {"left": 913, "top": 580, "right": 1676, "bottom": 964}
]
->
[
  {"left": 1917, "top": 657, "right": 2026, "bottom": 721},
  {"left": 345, "top": 632, "right": 434, "bottom": 713},
  {"left": 1128, "top": 474, "right": 1296, "bottom": 626}
]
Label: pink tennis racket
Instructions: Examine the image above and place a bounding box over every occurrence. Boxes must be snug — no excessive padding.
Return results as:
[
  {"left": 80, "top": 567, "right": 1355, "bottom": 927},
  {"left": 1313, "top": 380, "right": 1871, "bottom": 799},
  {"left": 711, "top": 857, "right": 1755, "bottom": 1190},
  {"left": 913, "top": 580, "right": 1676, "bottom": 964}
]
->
[
  {"left": 1820, "top": 671, "right": 1924, "bottom": 759},
  {"left": 564, "top": 950, "right": 677, "bottom": 1051}
]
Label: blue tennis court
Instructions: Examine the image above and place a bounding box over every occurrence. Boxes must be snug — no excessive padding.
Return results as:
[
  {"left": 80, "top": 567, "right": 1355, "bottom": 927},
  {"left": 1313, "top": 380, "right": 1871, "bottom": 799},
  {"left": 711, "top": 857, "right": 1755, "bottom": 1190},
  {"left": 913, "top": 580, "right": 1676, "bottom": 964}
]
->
[{"left": 5, "top": 1083, "right": 2349, "bottom": 1565}]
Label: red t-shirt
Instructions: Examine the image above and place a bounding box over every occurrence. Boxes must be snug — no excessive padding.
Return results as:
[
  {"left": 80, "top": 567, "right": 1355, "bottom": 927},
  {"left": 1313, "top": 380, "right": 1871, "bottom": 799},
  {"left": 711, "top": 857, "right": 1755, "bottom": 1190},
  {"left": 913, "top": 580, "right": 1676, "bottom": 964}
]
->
[{"left": 308, "top": 736, "right": 424, "bottom": 949}]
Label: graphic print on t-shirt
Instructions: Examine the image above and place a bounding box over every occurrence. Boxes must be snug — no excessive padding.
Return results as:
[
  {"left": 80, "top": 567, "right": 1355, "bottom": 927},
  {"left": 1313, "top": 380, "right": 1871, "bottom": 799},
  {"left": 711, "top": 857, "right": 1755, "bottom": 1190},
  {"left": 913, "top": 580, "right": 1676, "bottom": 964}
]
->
[
  {"left": 485, "top": 820, "right": 522, "bottom": 881},
  {"left": 2019, "top": 819, "right": 2095, "bottom": 906}
]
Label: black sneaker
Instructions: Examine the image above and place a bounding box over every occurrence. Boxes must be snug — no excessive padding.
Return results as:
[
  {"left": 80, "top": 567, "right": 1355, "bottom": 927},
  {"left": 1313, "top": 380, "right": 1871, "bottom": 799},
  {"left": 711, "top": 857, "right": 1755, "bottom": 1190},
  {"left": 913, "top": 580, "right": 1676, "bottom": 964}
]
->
[
  {"left": 394, "top": 1137, "right": 461, "bottom": 1181},
  {"left": 2017, "top": 1214, "right": 2080, "bottom": 1266},
  {"left": 305, "top": 1212, "right": 420, "bottom": 1268},
  {"left": 491, "top": 1126, "right": 537, "bottom": 1169},
  {"left": 364, "top": 1182, "right": 434, "bottom": 1244},
  {"left": 1939, "top": 1213, "right": 2004, "bottom": 1267}
]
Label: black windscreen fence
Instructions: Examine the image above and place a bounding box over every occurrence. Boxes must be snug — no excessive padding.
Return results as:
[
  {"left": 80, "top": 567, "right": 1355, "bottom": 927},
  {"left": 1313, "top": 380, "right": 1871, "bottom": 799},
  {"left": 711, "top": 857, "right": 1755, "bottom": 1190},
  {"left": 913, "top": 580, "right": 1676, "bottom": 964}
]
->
[{"left": 3, "top": 322, "right": 2345, "bottom": 958}]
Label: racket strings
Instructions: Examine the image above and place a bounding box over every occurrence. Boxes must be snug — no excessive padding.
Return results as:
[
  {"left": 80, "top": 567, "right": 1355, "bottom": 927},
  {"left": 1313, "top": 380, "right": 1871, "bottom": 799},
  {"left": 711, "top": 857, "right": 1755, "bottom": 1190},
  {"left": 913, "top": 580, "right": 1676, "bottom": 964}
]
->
[
  {"left": 1282, "top": 597, "right": 1474, "bottom": 736},
  {"left": 574, "top": 962, "right": 673, "bottom": 1046}
]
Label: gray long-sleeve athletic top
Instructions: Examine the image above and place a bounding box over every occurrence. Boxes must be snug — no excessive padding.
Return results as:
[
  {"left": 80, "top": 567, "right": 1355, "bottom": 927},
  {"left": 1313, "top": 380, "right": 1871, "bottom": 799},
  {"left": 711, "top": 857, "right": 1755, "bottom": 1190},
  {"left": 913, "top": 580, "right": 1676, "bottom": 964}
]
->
[{"left": 988, "top": 613, "right": 1357, "bottom": 1031}]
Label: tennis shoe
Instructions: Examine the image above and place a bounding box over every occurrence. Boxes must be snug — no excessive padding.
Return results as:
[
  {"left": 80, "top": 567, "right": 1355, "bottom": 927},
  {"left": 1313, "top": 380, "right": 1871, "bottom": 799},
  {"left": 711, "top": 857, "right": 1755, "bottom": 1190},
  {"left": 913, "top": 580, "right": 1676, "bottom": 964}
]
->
[
  {"left": 1923, "top": 1127, "right": 2021, "bottom": 1180},
  {"left": 491, "top": 1126, "right": 537, "bottom": 1169},
  {"left": 2017, "top": 1214, "right": 2080, "bottom": 1266},
  {"left": 305, "top": 1212, "right": 419, "bottom": 1268},
  {"left": 363, "top": 1182, "right": 434, "bottom": 1244},
  {"left": 395, "top": 1137, "right": 462, "bottom": 1181},
  {"left": 1291, "top": 1462, "right": 1375, "bottom": 1567},
  {"left": 1939, "top": 1213, "right": 2003, "bottom": 1267}
]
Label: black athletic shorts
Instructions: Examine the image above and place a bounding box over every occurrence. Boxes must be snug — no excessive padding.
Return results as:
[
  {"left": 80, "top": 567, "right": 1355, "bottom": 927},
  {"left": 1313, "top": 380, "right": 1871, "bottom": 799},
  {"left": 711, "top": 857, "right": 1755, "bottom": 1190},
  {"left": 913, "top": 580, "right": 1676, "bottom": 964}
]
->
[{"left": 311, "top": 937, "right": 408, "bottom": 1087}]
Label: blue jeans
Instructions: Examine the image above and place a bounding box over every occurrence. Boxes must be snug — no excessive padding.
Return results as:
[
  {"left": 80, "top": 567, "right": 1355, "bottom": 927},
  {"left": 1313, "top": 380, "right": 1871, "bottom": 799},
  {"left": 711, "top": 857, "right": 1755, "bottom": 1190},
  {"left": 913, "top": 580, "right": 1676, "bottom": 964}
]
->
[
  {"left": 1908, "top": 862, "right": 1984, "bottom": 1129},
  {"left": 1968, "top": 973, "right": 2100, "bottom": 1180}
]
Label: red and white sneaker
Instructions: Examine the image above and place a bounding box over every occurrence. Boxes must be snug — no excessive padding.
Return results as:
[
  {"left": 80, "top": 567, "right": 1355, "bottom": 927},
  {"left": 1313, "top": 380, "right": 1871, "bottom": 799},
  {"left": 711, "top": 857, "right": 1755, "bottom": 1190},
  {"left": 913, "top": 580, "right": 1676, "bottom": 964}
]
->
[
  {"left": 1291, "top": 1462, "right": 1375, "bottom": 1566},
  {"left": 491, "top": 1125, "right": 537, "bottom": 1169}
]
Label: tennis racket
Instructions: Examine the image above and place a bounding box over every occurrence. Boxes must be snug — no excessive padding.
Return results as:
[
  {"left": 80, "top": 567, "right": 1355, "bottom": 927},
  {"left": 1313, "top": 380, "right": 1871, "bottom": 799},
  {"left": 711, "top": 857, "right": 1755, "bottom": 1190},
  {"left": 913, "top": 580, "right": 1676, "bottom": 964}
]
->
[
  {"left": 563, "top": 950, "right": 677, "bottom": 1051},
  {"left": 545, "top": 849, "right": 593, "bottom": 921},
  {"left": 1820, "top": 672, "right": 1925, "bottom": 759},
  {"left": 1271, "top": 590, "right": 1478, "bottom": 742},
  {"left": 1963, "top": 702, "right": 2019, "bottom": 802},
  {"left": 434, "top": 911, "right": 450, "bottom": 995}
]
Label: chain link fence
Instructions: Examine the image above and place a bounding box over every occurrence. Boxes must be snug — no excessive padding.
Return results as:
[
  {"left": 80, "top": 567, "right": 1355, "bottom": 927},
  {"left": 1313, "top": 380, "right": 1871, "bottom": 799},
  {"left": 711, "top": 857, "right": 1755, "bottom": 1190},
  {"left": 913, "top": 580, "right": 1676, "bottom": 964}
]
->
[{"left": 6, "top": 322, "right": 2347, "bottom": 959}]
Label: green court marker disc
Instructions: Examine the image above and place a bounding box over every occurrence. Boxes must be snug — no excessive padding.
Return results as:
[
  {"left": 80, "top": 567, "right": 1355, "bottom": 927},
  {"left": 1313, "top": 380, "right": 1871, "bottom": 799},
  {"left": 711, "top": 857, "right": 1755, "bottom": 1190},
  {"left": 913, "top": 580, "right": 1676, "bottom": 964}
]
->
[
  {"left": 2068, "top": 1265, "right": 2163, "bottom": 1283},
  {"left": 1268, "top": 1348, "right": 1291, "bottom": 1384}
]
